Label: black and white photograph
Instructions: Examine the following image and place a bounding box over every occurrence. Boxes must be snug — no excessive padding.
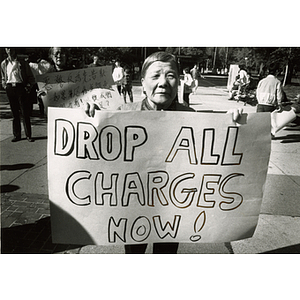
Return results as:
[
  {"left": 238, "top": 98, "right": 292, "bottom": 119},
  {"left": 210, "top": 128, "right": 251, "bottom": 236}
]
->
[
  {"left": 0, "top": 1, "right": 299, "bottom": 299},
  {"left": 1, "top": 46, "right": 300, "bottom": 255}
]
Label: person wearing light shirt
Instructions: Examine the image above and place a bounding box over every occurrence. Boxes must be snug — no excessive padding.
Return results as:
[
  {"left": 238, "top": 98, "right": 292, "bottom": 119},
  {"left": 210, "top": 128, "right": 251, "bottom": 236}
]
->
[
  {"left": 1, "top": 48, "right": 35, "bottom": 142},
  {"left": 256, "top": 63, "right": 284, "bottom": 113},
  {"left": 112, "top": 61, "right": 124, "bottom": 95},
  {"left": 237, "top": 65, "right": 250, "bottom": 97}
]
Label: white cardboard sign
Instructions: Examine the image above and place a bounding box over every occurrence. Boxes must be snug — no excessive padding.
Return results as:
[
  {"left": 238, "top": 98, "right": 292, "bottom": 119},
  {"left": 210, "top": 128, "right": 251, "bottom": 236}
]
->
[
  {"left": 37, "top": 66, "right": 123, "bottom": 112},
  {"left": 48, "top": 108, "right": 271, "bottom": 245}
]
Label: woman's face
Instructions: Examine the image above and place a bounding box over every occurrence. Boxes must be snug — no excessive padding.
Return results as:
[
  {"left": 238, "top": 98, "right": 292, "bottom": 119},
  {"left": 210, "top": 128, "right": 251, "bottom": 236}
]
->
[
  {"left": 141, "top": 61, "right": 179, "bottom": 109},
  {"left": 51, "top": 47, "right": 66, "bottom": 69}
]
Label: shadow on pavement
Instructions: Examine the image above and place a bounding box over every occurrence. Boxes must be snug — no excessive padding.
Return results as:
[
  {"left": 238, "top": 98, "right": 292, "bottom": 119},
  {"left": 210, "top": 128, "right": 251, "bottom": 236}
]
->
[
  {"left": 1, "top": 217, "right": 84, "bottom": 254},
  {"left": 261, "top": 243, "right": 300, "bottom": 254},
  {"left": 237, "top": 98, "right": 258, "bottom": 107},
  {"left": 0, "top": 163, "right": 34, "bottom": 171},
  {"left": 273, "top": 134, "right": 300, "bottom": 143},
  {"left": 197, "top": 92, "right": 227, "bottom": 96},
  {"left": 273, "top": 122, "right": 300, "bottom": 143},
  {"left": 199, "top": 77, "right": 228, "bottom": 88},
  {"left": 0, "top": 184, "right": 20, "bottom": 193},
  {"left": 31, "top": 136, "right": 47, "bottom": 141},
  {"left": 30, "top": 116, "right": 47, "bottom": 126},
  {"left": 0, "top": 111, "right": 12, "bottom": 119},
  {"left": 1, "top": 201, "right": 96, "bottom": 254}
]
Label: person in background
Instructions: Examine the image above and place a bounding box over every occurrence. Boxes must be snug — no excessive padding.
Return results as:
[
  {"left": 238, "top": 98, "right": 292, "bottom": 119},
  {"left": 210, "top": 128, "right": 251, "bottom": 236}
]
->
[
  {"left": 237, "top": 65, "right": 250, "bottom": 98},
  {"left": 182, "top": 68, "right": 194, "bottom": 106},
  {"left": 1, "top": 48, "right": 35, "bottom": 142},
  {"left": 85, "top": 52, "right": 243, "bottom": 254},
  {"left": 122, "top": 68, "right": 133, "bottom": 103},
  {"left": 112, "top": 60, "right": 124, "bottom": 95},
  {"left": 36, "top": 47, "right": 70, "bottom": 100},
  {"left": 48, "top": 47, "right": 68, "bottom": 72},
  {"left": 190, "top": 64, "right": 201, "bottom": 94},
  {"left": 256, "top": 63, "right": 284, "bottom": 113},
  {"left": 88, "top": 55, "right": 101, "bottom": 68},
  {"left": 28, "top": 52, "right": 52, "bottom": 116}
]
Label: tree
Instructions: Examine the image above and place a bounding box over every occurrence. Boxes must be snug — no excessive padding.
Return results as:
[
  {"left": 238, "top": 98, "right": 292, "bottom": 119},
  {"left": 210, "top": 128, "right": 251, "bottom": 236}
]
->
[{"left": 269, "top": 47, "right": 300, "bottom": 85}]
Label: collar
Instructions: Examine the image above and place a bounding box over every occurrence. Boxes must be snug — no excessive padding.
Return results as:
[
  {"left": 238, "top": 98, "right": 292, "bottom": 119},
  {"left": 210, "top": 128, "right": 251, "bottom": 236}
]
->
[
  {"left": 5, "top": 57, "right": 19, "bottom": 66},
  {"left": 141, "top": 97, "right": 179, "bottom": 111}
]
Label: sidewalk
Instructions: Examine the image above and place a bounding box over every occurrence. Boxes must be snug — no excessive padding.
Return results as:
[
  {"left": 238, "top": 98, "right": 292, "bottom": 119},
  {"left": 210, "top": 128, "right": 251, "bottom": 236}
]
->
[{"left": 1, "top": 84, "right": 300, "bottom": 254}]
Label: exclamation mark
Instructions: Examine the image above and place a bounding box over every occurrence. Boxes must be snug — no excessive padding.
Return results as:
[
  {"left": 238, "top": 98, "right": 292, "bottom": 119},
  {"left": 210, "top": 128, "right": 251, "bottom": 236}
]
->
[{"left": 190, "top": 210, "right": 206, "bottom": 242}]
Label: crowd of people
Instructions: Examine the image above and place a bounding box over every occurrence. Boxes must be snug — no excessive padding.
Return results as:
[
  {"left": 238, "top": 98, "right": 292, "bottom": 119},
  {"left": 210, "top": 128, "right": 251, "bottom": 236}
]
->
[
  {"left": 1, "top": 47, "right": 299, "bottom": 144},
  {"left": 0, "top": 47, "right": 134, "bottom": 142},
  {"left": 227, "top": 63, "right": 300, "bottom": 117}
]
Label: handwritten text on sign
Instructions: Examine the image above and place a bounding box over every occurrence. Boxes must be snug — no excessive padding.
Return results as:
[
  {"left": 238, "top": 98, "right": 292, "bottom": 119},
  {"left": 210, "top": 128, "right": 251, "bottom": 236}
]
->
[
  {"left": 36, "top": 66, "right": 122, "bottom": 111},
  {"left": 48, "top": 108, "right": 271, "bottom": 245}
]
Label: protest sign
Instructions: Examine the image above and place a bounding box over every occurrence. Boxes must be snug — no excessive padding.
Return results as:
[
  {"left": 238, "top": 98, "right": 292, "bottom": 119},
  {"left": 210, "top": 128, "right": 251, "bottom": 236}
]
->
[
  {"left": 48, "top": 107, "right": 271, "bottom": 245},
  {"left": 36, "top": 66, "right": 123, "bottom": 113},
  {"left": 227, "top": 65, "right": 239, "bottom": 91}
]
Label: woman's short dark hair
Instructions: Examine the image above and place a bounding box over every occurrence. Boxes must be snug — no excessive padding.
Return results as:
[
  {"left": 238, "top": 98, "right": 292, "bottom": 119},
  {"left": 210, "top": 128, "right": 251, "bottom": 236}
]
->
[
  {"left": 239, "top": 64, "right": 246, "bottom": 71},
  {"left": 141, "top": 51, "right": 179, "bottom": 78}
]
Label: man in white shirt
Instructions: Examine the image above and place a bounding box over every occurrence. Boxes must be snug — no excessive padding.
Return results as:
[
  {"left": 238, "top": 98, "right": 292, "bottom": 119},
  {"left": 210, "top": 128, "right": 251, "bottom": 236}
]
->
[
  {"left": 1, "top": 48, "right": 35, "bottom": 142},
  {"left": 112, "top": 61, "right": 124, "bottom": 96},
  {"left": 256, "top": 63, "right": 283, "bottom": 113}
]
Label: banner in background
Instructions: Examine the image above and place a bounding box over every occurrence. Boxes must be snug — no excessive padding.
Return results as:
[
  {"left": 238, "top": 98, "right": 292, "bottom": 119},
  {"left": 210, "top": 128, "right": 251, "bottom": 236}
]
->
[
  {"left": 227, "top": 64, "right": 240, "bottom": 91},
  {"left": 37, "top": 66, "right": 123, "bottom": 112},
  {"left": 48, "top": 108, "right": 271, "bottom": 245}
]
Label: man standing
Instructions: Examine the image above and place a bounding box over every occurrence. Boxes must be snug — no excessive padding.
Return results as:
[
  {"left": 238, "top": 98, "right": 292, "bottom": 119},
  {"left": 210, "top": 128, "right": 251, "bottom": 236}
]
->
[
  {"left": 190, "top": 64, "right": 201, "bottom": 94},
  {"left": 122, "top": 68, "right": 133, "bottom": 103},
  {"left": 1, "top": 48, "right": 35, "bottom": 142},
  {"left": 256, "top": 63, "right": 284, "bottom": 113},
  {"left": 112, "top": 60, "right": 124, "bottom": 95}
]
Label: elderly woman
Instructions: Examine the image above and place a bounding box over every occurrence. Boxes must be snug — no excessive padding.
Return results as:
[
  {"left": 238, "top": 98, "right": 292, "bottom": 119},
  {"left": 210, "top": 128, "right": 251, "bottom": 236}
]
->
[
  {"left": 85, "top": 51, "right": 242, "bottom": 253},
  {"left": 48, "top": 47, "right": 68, "bottom": 72},
  {"left": 36, "top": 47, "right": 70, "bottom": 100},
  {"left": 86, "top": 51, "right": 241, "bottom": 119}
]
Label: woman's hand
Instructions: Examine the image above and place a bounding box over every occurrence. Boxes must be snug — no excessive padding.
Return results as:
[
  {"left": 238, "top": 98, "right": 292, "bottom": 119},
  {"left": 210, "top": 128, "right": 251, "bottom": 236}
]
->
[
  {"left": 37, "top": 88, "right": 47, "bottom": 97},
  {"left": 227, "top": 108, "right": 243, "bottom": 122},
  {"left": 84, "top": 102, "right": 100, "bottom": 117}
]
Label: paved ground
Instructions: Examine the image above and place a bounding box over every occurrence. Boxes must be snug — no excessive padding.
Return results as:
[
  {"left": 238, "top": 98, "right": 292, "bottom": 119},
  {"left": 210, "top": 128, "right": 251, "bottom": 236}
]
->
[{"left": 1, "top": 76, "right": 300, "bottom": 254}]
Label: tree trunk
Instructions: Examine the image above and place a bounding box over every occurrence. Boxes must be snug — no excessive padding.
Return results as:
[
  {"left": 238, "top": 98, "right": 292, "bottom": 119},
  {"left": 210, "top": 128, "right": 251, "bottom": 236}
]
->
[
  {"left": 284, "top": 48, "right": 293, "bottom": 85},
  {"left": 283, "top": 64, "right": 288, "bottom": 86},
  {"left": 284, "top": 61, "right": 294, "bottom": 85}
]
